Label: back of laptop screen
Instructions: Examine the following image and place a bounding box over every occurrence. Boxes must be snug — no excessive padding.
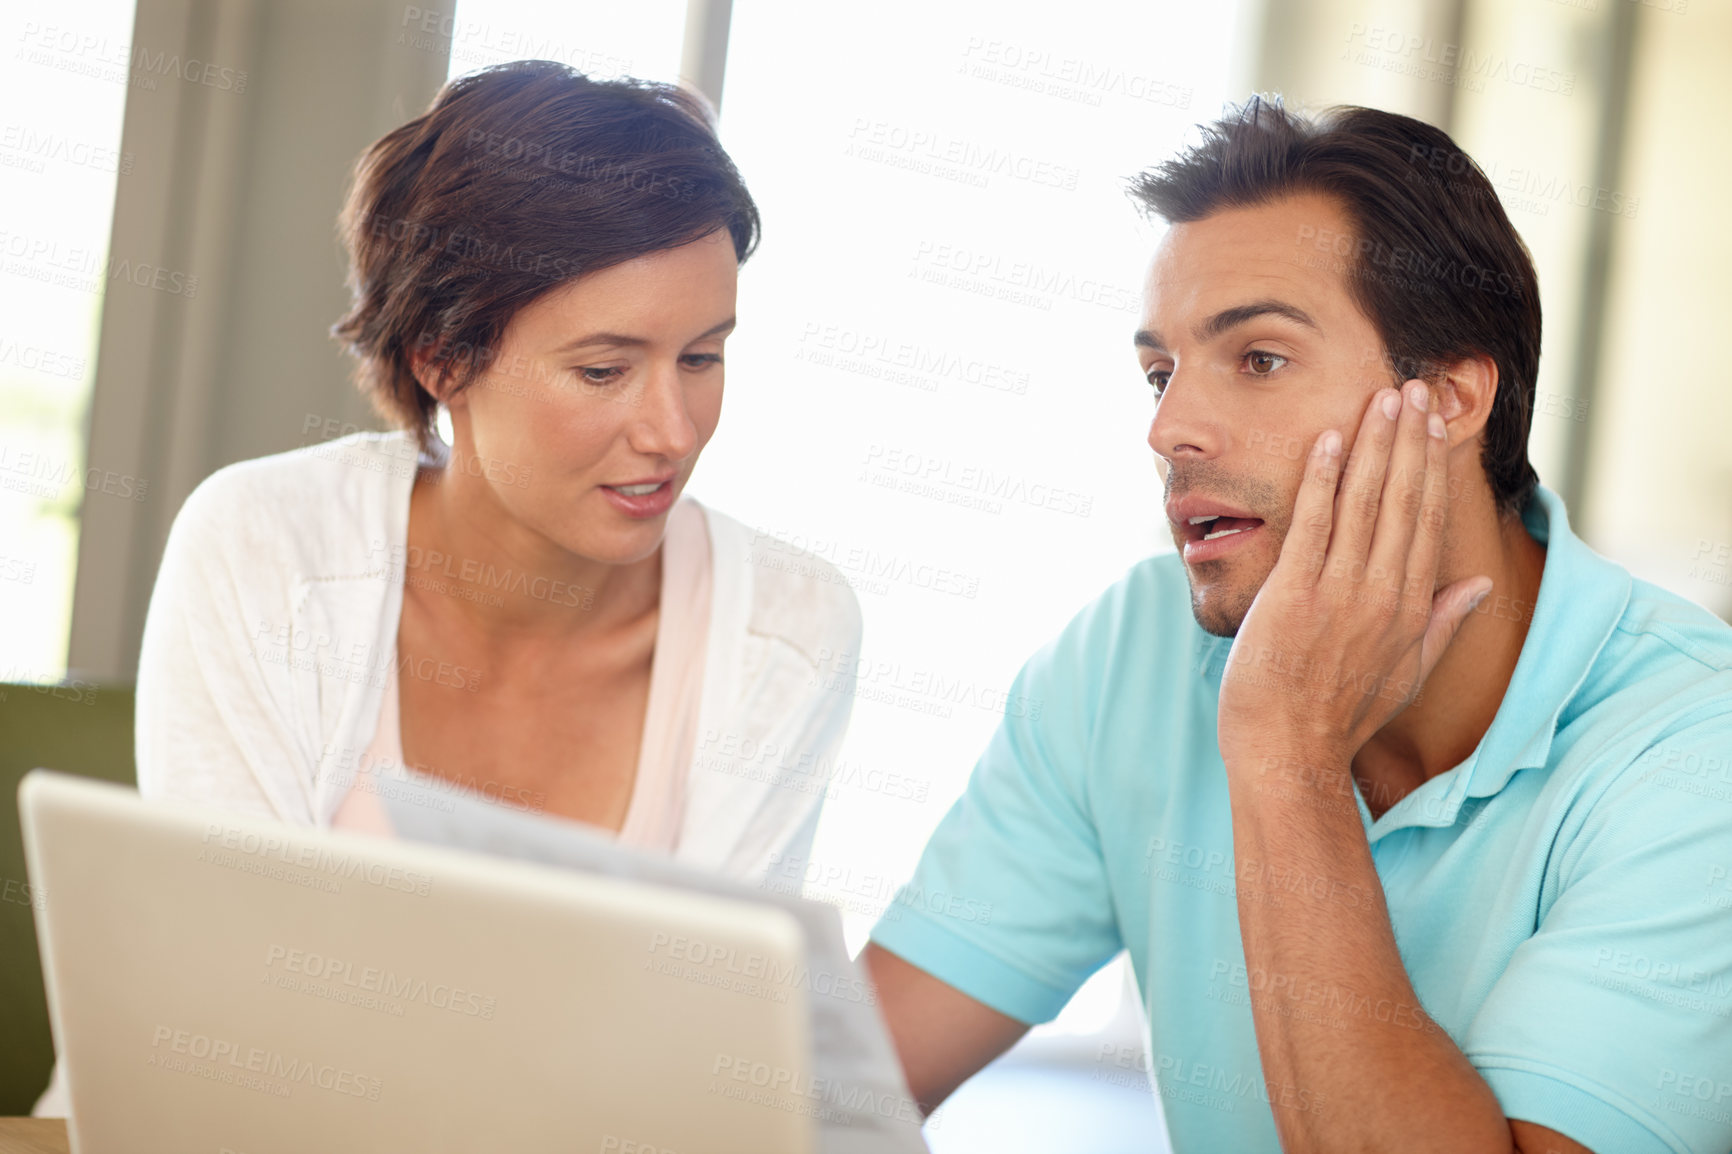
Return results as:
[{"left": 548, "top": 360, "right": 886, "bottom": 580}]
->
[{"left": 22, "top": 774, "right": 814, "bottom": 1154}]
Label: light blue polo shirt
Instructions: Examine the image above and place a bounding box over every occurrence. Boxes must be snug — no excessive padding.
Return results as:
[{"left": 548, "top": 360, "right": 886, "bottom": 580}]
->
[{"left": 871, "top": 486, "right": 1732, "bottom": 1154}]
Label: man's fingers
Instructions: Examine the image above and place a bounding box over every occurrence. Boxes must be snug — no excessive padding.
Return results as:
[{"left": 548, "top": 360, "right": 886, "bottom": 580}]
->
[
  {"left": 1280, "top": 429, "right": 1342, "bottom": 581},
  {"left": 1328, "top": 387, "right": 1401, "bottom": 569},
  {"left": 1366, "top": 382, "right": 1432, "bottom": 590},
  {"left": 1418, "top": 576, "right": 1493, "bottom": 679},
  {"left": 1403, "top": 409, "right": 1451, "bottom": 596}
]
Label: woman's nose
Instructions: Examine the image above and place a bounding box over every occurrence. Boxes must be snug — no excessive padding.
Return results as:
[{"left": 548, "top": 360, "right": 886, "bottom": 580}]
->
[{"left": 631, "top": 362, "right": 699, "bottom": 461}]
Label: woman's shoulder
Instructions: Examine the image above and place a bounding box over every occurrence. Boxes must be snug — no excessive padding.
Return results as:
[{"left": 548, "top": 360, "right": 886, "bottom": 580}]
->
[
  {"left": 172, "top": 431, "right": 418, "bottom": 574},
  {"left": 183, "top": 430, "right": 418, "bottom": 517},
  {"left": 699, "top": 505, "right": 864, "bottom": 668}
]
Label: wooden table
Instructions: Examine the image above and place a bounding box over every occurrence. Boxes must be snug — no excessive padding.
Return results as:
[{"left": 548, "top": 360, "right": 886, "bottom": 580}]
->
[{"left": 0, "top": 1120, "right": 66, "bottom": 1154}]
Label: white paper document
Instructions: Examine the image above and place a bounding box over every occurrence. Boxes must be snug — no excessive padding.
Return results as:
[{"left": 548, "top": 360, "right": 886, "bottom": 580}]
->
[{"left": 378, "top": 779, "right": 930, "bottom": 1154}]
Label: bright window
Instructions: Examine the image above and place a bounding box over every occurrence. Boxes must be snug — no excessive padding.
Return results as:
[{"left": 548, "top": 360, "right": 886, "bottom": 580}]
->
[
  {"left": 444, "top": 0, "right": 686, "bottom": 83},
  {"left": 709, "top": 0, "right": 1248, "bottom": 952},
  {"left": 0, "top": 0, "right": 137, "bottom": 684}
]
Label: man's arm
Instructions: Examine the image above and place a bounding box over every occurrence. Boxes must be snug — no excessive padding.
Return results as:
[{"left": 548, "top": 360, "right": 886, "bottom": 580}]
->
[
  {"left": 1215, "top": 383, "right": 1591, "bottom": 1154},
  {"left": 863, "top": 943, "right": 1030, "bottom": 1112},
  {"left": 1223, "top": 740, "right": 1591, "bottom": 1154}
]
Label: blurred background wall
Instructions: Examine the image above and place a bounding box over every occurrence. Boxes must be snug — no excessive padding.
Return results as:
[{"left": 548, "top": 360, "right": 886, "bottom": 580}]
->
[{"left": 0, "top": 0, "right": 1723, "bottom": 1148}]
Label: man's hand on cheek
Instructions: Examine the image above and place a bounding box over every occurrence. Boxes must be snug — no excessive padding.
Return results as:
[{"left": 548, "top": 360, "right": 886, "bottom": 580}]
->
[{"left": 1215, "top": 380, "right": 1492, "bottom": 773}]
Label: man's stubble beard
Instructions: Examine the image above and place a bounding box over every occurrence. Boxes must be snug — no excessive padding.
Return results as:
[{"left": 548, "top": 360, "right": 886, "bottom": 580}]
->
[
  {"left": 1164, "top": 461, "right": 1290, "bottom": 639},
  {"left": 1188, "top": 559, "right": 1265, "bottom": 637}
]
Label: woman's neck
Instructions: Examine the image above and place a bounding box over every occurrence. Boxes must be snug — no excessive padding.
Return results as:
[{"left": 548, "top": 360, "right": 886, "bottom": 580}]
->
[{"left": 403, "top": 455, "right": 662, "bottom": 647}]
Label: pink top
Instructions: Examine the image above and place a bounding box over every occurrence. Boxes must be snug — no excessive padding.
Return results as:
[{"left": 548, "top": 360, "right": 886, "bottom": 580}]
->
[{"left": 331, "top": 500, "right": 714, "bottom": 853}]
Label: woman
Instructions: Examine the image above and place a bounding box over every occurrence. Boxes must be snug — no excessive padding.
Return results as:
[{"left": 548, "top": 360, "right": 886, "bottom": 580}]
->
[
  {"left": 135, "top": 61, "right": 862, "bottom": 877},
  {"left": 32, "top": 57, "right": 866, "bottom": 1123}
]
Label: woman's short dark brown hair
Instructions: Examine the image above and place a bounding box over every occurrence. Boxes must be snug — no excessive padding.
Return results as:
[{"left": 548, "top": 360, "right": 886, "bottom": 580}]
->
[
  {"left": 331, "top": 59, "right": 760, "bottom": 450},
  {"left": 1130, "top": 96, "right": 1542, "bottom": 518}
]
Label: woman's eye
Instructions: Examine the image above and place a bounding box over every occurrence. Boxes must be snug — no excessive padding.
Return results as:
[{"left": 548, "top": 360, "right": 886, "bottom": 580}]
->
[
  {"left": 681, "top": 353, "right": 722, "bottom": 370},
  {"left": 1245, "top": 351, "right": 1287, "bottom": 375},
  {"left": 577, "top": 366, "right": 623, "bottom": 385}
]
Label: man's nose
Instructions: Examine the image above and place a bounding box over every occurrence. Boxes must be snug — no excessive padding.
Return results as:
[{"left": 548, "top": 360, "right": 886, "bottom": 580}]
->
[{"left": 1147, "top": 371, "right": 1221, "bottom": 464}]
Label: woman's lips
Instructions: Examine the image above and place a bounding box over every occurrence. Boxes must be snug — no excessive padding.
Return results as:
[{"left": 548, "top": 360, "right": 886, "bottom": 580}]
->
[{"left": 601, "top": 480, "right": 676, "bottom": 519}]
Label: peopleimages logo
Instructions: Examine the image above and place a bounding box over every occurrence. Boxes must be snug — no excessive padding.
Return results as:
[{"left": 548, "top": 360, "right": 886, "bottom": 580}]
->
[
  {"left": 709, "top": 1055, "right": 925, "bottom": 1125},
  {"left": 910, "top": 239, "right": 1141, "bottom": 314},
  {"left": 696, "top": 730, "right": 931, "bottom": 805},
  {"left": 198, "top": 823, "right": 433, "bottom": 896},
  {"left": 264, "top": 944, "right": 497, "bottom": 1018},
  {"left": 0, "top": 443, "right": 149, "bottom": 502},
  {"left": 746, "top": 528, "right": 983, "bottom": 601},
  {"left": 645, "top": 932, "right": 877, "bottom": 1007},
  {"left": 1294, "top": 223, "right": 1519, "bottom": 298},
  {"left": 148, "top": 1025, "right": 381, "bottom": 1100},
  {"left": 808, "top": 647, "right": 1043, "bottom": 722},
  {"left": 15, "top": 21, "right": 250, "bottom": 93},
  {"left": 0, "top": 123, "right": 133, "bottom": 175}
]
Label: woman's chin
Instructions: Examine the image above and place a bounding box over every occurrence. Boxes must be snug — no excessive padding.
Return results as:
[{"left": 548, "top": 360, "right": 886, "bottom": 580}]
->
[{"left": 556, "top": 520, "right": 670, "bottom": 568}]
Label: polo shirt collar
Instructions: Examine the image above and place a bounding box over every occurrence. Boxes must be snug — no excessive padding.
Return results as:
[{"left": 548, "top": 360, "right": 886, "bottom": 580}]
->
[
  {"left": 1456, "top": 484, "right": 1631, "bottom": 799},
  {"left": 1194, "top": 486, "right": 1633, "bottom": 831},
  {"left": 1372, "top": 484, "right": 1632, "bottom": 835}
]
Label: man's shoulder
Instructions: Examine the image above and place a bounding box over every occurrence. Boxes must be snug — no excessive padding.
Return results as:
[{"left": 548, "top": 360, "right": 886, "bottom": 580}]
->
[
  {"left": 1614, "top": 576, "right": 1732, "bottom": 675},
  {"left": 1064, "top": 548, "right": 1202, "bottom": 647},
  {"left": 1025, "top": 550, "right": 1220, "bottom": 698},
  {"left": 1548, "top": 575, "right": 1732, "bottom": 813},
  {"left": 1574, "top": 575, "right": 1732, "bottom": 725}
]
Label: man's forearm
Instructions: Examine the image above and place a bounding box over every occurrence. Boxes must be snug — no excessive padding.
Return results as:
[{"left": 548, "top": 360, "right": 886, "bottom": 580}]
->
[{"left": 1224, "top": 747, "right": 1513, "bottom": 1154}]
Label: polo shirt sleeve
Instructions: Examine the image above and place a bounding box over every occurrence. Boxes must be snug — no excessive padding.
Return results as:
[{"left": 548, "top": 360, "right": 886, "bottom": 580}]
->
[
  {"left": 868, "top": 601, "right": 1123, "bottom": 1025},
  {"left": 1463, "top": 722, "right": 1732, "bottom": 1154}
]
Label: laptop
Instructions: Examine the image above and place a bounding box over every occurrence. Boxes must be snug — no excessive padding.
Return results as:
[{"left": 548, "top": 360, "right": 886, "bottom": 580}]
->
[{"left": 20, "top": 770, "right": 826, "bottom": 1153}]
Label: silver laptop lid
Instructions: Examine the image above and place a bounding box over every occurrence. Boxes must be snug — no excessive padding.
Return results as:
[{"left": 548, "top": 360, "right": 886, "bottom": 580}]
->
[{"left": 20, "top": 771, "right": 814, "bottom": 1153}]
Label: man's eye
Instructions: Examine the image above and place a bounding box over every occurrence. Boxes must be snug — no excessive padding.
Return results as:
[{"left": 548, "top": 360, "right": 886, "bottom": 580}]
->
[
  {"left": 1146, "top": 368, "right": 1172, "bottom": 396},
  {"left": 1245, "top": 351, "right": 1287, "bottom": 375},
  {"left": 577, "top": 366, "right": 624, "bottom": 385},
  {"left": 681, "top": 353, "right": 722, "bottom": 370}
]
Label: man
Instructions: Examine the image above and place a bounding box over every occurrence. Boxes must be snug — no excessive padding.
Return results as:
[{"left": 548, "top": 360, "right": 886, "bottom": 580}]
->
[{"left": 863, "top": 99, "right": 1732, "bottom": 1154}]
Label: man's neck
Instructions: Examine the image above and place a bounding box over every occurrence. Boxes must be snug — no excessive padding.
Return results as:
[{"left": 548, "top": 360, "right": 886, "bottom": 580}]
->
[{"left": 1351, "top": 491, "right": 1549, "bottom": 821}]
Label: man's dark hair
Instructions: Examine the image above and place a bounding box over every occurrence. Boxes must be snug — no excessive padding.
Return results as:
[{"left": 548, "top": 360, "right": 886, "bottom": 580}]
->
[
  {"left": 1130, "top": 96, "right": 1541, "bottom": 518},
  {"left": 332, "top": 59, "right": 760, "bottom": 450}
]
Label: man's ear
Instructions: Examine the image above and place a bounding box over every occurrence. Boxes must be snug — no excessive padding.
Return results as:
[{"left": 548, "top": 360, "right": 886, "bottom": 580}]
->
[{"left": 1432, "top": 354, "right": 1498, "bottom": 449}]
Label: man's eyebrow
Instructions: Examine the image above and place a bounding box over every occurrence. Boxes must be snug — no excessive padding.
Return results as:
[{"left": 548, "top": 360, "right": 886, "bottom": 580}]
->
[
  {"left": 1193, "top": 300, "right": 1319, "bottom": 342},
  {"left": 553, "top": 316, "right": 736, "bottom": 353},
  {"left": 1134, "top": 300, "right": 1320, "bottom": 353}
]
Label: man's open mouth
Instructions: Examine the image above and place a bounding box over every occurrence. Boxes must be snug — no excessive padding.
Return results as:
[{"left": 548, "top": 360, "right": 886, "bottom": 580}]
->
[{"left": 1183, "top": 514, "right": 1264, "bottom": 543}]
